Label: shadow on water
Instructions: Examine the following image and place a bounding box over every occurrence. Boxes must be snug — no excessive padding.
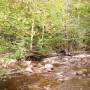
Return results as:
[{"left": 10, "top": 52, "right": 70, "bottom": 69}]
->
[
  {"left": 0, "top": 72, "right": 90, "bottom": 90},
  {"left": 0, "top": 73, "right": 58, "bottom": 90},
  {"left": 60, "top": 79, "right": 90, "bottom": 90}
]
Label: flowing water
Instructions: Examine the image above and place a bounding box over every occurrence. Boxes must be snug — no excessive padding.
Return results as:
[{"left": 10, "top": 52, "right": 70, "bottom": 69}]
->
[
  {"left": 0, "top": 55, "right": 90, "bottom": 90},
  {"left": 0, "top": 72, "right": 90, "bottom": 90}
]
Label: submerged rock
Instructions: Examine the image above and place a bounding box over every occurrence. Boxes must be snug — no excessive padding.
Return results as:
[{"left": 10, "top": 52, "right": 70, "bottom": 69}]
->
[{"left": 75, "top": 69, "right": 88, "bottom": 76}]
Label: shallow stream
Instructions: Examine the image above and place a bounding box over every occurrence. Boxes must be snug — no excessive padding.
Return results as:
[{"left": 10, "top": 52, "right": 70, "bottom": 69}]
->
[{"left": 0, "top": 55, "right": 90, "bottom": 90}]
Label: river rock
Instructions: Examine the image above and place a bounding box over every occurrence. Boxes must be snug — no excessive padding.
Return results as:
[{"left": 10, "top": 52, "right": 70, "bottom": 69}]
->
[
  {"left": 44, "top": 64, "right": 54, "bottom": 72},
  {"left": 76, "top": 69, "right": 87, "bottom": 76},
  {"left": 25, "top": 65, "right": 33, "bottom": 72}
]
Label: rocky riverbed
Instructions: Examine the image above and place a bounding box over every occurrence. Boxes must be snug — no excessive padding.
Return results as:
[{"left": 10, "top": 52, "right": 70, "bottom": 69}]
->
[{"left": 0, "top": 54, "right": 90, "bottom": 90}]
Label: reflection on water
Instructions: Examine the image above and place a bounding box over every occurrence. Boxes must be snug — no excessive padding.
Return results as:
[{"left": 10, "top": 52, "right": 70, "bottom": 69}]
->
[
  {"left": 60, "top": 79, "right": 90, "bottom": 90},
  {"left": 0, "top": 72, "right": 90, "bottom": 90},
  {"left": 0, "top": 73, "right": 58, "bottom": 90}
]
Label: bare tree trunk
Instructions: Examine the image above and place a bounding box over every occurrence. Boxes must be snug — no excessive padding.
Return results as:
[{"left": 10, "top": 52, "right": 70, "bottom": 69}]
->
[
  {"left": 77, "top": 0, "right": 81, "bottom": 25},
  {"left": 67, "top": 0, "right": 72, "bottom": 53},
  {"left": 41, "top": 22, "right": 45, "bottom": 48},
  {"left": 30, "top": 19, "right": 34, "bottom": 51},
  {"left": 62, "top": 0, "right": 72, "bottom": 53},
  {"left": 64, "top": 0, "right": 70, "bottom": 52},
  {"left": 41, "top": 10, "right": 45, "bottom": 48}
]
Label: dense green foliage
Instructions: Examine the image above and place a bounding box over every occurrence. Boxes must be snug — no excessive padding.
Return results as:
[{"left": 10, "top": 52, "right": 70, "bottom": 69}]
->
[{"left": 0, "top": 0, "right": 90, "bottom": 59}]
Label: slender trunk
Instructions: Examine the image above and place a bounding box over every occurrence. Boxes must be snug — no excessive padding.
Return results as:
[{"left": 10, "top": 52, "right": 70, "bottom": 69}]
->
[
  {"left": 77, "top": 0, "right": 81, "bottom": 25},
  {"left": 64, "top": 0, "right": 72, "bottom": 52},
  {"left": 30, "top": 19, "right": 34, "bottom": 51},
  {"left": 77, "top": 0, "right": 81, "bottom": 52},
  {"left": 41, "top": 10, "right": 45, "bottom": 48},
  {"left": 64, "top": 0, "right": 69, "bottom": 52},
  {"left": 41, "top": 22, "right": 45, "bottom": 48}
]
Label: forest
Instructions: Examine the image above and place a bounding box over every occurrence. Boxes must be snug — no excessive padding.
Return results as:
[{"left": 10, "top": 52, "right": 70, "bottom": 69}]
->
[{"left": 0, "top": 0, "right": 90, "bottom": 90}]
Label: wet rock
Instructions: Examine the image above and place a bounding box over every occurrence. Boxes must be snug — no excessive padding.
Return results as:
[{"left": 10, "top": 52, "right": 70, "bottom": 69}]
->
[
  {"left": 43, "top": 85, "right": 52, "bottom": 90},
  {"left": 57, "top": 78, "right": 64, "bottom": 82},
  {"left": 32, "top": 66, "right": 44, "bottom": 73},
  {"left": 5, "top": 60, "right": 33, "bottom": 71},
  {"left": 44, "top": 64, "right": 54, "bottom": 72},
  {"left": 24, "top": 61, "right": 32, "bottom": 66},
  {"left": 5, "top": 59, "right": 16, "bottom": 68},
  {"left": 76, "top": 71, "right": 84, "bottom": 75},
  {"left": 55, "top": 72, "right": 64, "bottom": 82},
  {"left": 43, "top": 56, "right": 59, "bottom": 64},
  {"left": 53, "top": 63, "right": 60, "bottom": 67},
  {"left": 82, "top": 69, "right": 88, "bottom": 74},
  {"left": 75, "top": 69, "right": 88, "bottom": 76},
  {"left": 25, "top": 66, "right": 33, "bottom": 72},
  {"left": 0, "top": 60, "right": 4, "bottom": 65},
  {"left": 62, "top": 57, "right": 70, "bottom": 61},
  {"left": 64, "top": 77, "right": 71, "bottom": 81},
  {"left": 73, "top": 54, "right": 90, "bottom": 59}
]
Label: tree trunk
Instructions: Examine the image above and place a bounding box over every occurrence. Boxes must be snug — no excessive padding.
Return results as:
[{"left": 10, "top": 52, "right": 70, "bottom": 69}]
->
[
  {"left": 41, "top": 22, "right": 45, "bottom": 48},
  {"left": 30, "top": 19, "right": 34, "bottom": 51}
]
